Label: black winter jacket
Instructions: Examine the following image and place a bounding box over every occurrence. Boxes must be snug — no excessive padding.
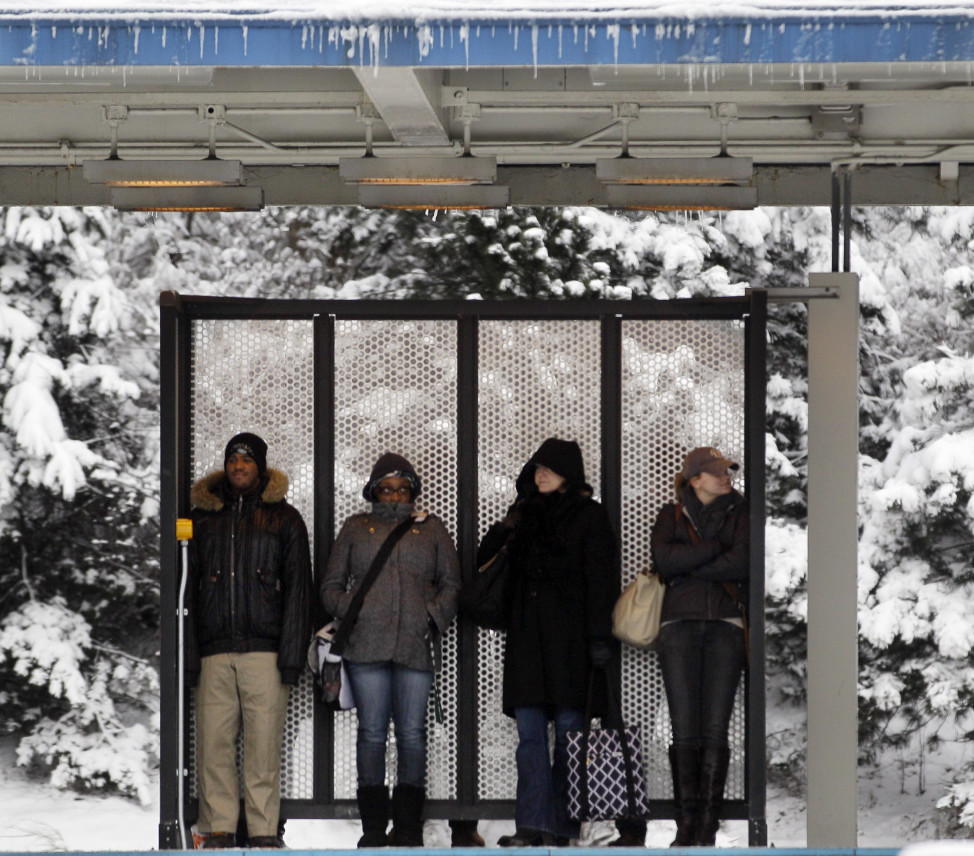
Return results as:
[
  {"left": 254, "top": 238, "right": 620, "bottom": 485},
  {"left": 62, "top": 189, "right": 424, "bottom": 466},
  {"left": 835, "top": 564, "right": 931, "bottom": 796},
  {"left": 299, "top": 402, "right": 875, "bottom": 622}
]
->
[
  {"left": 480, "top": 488, "right": 617, "bottom": 718},
  {"left": 651, "top": 488, "right": 749, "bottom": 623},
  {"left": 186, "top": 468, "right": 312, "bottom": 684}
]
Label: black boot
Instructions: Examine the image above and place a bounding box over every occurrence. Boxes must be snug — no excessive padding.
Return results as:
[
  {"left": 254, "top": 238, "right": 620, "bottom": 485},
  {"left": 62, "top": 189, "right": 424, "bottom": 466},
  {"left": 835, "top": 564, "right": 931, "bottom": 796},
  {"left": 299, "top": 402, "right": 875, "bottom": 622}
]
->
[
  {"left": 694, "top": 745, "right": 730, "bottom": 846},
  {"left": 389, "top": 784, "right": 425, "bottom": 847},
  {"left": 356, "top": 785, "right": 390, "bottom": 848},
  {"left": 669, "top": 744, "right": 701, "bottom": 847}
]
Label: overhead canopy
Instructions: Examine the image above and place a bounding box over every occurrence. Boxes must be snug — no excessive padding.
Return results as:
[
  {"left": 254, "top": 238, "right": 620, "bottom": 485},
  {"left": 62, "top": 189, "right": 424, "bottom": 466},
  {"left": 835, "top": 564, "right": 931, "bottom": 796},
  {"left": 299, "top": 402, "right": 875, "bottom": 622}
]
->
[{"left": 3, "top": 1, "right": 974, "bottom": 206}]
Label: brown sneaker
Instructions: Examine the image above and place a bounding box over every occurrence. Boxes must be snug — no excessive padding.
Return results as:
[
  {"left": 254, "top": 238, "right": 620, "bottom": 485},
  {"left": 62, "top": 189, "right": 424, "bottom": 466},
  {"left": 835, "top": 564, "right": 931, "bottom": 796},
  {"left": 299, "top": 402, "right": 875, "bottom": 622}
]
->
[{"left": 202, "top": 833, "right": 237, "bottom": 849}]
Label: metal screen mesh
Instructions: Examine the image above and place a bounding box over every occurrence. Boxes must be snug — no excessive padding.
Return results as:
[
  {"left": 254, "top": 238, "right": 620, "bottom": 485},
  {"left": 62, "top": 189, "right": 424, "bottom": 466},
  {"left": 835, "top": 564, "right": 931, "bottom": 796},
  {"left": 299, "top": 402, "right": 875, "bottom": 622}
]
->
[
  {"left": 189, "top": 319, "right": 316, "bottom": 801},
  {"left": 331, "top": 319, "right": 460, "bottom": 800},
  {"left": 182, "top": 310, "right": 748, "bottom": 810},
  {"left": 475, "top": 319, "right": 604, "bottom": 799},
  {"left": 619, "top": 319, "right": 746, "bottom": 799}
]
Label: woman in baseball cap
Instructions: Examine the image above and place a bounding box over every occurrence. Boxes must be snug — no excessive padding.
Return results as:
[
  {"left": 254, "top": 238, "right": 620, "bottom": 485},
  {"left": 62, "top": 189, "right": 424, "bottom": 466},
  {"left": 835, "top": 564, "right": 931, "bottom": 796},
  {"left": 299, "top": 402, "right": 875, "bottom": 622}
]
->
[{"left": 651, "top": 447, "right": 748, "bottom": 846}]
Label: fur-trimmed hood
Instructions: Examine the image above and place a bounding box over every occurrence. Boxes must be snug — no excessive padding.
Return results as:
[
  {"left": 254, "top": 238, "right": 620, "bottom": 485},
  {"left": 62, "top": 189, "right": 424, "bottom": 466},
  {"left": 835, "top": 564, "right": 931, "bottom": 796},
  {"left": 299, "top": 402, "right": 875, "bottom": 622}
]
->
[{"left": 190, "top": 467, "right": 289, "bottom": 511}]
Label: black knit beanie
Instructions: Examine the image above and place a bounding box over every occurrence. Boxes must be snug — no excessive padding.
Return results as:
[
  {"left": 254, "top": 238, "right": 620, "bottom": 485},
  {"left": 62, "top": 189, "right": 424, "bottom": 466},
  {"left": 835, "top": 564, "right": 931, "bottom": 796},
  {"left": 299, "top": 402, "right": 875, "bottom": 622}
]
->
[
  {"left": 525, "top": 438, "right": 586, "bottom": 488},
  {"left": 224, "top": 432, "right": 268, "bottom": 475},
  {"left": 362, "top": 451, "right": 422, "bottom": 502}
]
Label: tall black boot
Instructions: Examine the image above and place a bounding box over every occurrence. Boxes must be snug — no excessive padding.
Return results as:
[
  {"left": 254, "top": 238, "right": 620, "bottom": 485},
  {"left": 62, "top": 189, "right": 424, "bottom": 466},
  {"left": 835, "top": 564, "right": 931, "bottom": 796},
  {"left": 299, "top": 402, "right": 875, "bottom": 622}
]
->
[
  {"left": 669, "top": 745, "right": 701, "bottom": 847},
  {"left": 389, "top": 784, "right": 425, "bottom": 847},
  {"left": 694, "top": 746, "right": 730, "bottom": 846},
  {"left": 356, "top": 785, "right": 390, "bottom": 848}
]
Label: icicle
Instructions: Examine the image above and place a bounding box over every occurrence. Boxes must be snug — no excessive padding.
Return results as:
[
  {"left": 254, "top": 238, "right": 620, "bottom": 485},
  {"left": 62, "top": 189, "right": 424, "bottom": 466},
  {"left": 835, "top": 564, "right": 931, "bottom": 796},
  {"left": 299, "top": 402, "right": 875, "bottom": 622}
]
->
[
  {"left": 242, "top": 25, "right": 248, "bottom": 57},
  {"left": 607, "top": 24, "right": 620, "bottom": 74},
  {"left": 198, "top": 24, "right": 205, "bottom": 60},
  {"left": 558, "top": 24, "right": 562, "bottom": 59},
  {"left": 532, "top": 25, "right": 538, "bottom": 78},
  {"left": 460, "top": 24, "right": 470, "bottom": 70},
  {"left": 366, "top": 24, "right": 381, "bottom": 72},
  {"left": 744, "top": 23, "right": 751, "bottom": 45},
  {"left": 417, "top": 25, "right": 432, "bottom": 60},
  {"left": 162, "top": 26, "right": 167, "bottom": 49},
  {"left": 513, "top": 24, "right": 519, "bottom": 53},
  {"left": 214, "top": 26, "right": 218, "bottom": 56}
]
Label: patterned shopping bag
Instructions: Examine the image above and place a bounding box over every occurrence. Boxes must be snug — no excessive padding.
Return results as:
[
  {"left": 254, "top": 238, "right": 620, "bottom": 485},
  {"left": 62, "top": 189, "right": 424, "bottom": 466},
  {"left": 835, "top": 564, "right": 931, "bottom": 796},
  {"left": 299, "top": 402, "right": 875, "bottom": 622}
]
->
[{"left": 566, "top": 669, "right": 650, "bottom": 822}]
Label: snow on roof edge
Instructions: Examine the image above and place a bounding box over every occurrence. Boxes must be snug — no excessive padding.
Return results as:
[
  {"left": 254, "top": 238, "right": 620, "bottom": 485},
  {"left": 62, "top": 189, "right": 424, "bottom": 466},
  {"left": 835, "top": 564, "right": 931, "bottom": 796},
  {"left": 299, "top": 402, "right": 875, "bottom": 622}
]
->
[{"left": 3, "top": 1, "right": 974, "bottom": 25}]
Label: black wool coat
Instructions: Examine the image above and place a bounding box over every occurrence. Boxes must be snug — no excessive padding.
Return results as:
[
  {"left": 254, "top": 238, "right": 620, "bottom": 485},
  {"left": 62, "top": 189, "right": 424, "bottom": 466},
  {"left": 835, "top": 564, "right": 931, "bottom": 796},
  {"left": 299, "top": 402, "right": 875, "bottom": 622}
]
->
[{"left": 484, "top": 489, "right": 616, "bottom": 718}]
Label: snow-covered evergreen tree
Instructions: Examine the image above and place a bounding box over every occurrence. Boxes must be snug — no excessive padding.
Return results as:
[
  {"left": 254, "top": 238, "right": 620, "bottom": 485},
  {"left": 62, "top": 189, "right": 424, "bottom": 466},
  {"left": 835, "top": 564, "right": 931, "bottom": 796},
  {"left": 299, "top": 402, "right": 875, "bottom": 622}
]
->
[{"left": 0, "top": 207, "right": 158, "bottom": 804}]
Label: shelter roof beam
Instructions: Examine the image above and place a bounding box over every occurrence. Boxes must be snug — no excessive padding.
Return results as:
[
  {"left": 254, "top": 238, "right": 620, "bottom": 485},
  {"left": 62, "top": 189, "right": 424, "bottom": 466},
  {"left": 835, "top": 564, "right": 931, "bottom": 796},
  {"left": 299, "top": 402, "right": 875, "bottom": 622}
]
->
[{"left": 353, "top": 68, "right": 451, "bottom": 148}]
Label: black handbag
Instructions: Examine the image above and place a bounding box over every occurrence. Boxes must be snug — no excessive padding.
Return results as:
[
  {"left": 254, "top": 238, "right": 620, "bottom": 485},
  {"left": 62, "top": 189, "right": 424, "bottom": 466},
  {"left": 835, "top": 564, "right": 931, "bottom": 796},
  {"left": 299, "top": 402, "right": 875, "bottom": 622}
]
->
[
  {"left": 458, "top": 545, "right": 512, "bottom": 631},
  {"left": 566, "top": 666, "right": 650, "bottom": 823}
]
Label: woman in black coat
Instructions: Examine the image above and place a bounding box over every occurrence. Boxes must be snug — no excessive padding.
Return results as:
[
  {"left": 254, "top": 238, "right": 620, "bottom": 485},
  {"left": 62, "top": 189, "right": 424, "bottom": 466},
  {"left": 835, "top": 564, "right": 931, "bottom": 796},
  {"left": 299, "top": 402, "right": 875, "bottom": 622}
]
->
[
  {"left": 651, "top": 446, "right": 749, "bottom": 847},
  {"left": 479, "top": 438, "right": 617, "bottom": 847}
]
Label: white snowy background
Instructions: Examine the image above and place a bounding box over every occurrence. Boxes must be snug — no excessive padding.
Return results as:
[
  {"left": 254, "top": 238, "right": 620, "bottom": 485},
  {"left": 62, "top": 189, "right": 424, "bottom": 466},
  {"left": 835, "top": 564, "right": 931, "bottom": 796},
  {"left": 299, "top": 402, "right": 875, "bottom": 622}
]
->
[{"left": 1, "top": 203, "right": 974, "bottom": 849}]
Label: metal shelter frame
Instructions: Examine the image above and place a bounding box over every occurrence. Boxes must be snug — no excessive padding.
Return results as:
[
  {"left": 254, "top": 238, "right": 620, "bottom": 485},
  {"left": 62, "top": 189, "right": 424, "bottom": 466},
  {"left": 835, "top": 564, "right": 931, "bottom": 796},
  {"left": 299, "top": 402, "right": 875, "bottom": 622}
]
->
[{"left": 158, "top": 290, "right": 769, "bottom": 848}]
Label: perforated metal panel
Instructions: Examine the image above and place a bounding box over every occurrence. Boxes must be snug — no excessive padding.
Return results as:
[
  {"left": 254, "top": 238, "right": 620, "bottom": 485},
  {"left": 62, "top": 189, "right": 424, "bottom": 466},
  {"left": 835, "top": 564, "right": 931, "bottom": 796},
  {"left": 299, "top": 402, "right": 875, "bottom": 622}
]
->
[
  {"left": 475, "top": 319, "right": 604, "bottom": 799},
  {"left": 188, "top": 319, "right": 316, "bottom": 801},
  {"left": 331, "top": 319, "right": 459, "bottom": 800},
  {"left": 619, "top": 319, "right": 746, "bottom": 800}
]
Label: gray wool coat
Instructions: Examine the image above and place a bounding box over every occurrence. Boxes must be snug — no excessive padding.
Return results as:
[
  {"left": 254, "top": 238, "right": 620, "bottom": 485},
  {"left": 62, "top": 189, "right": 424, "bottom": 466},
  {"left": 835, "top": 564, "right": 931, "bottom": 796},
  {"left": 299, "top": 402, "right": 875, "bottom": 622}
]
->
[{"left": 320, "top": 502, "right": 461, "bottom": 672}]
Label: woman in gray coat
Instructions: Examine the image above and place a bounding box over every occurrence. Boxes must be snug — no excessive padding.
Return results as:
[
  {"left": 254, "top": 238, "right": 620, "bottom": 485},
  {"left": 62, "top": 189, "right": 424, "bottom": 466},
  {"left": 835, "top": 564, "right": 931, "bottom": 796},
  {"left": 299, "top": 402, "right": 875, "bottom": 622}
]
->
[{"left": 320, "top": 452, "right": 461, "bottom": 848}]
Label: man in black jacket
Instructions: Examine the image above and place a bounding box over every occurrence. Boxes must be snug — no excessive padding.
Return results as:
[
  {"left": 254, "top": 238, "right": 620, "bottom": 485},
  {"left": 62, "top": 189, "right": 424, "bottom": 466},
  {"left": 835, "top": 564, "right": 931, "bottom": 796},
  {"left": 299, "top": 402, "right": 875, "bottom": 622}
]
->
[{"left": 186, "top": 433, "right": 311, "bottom": 849}]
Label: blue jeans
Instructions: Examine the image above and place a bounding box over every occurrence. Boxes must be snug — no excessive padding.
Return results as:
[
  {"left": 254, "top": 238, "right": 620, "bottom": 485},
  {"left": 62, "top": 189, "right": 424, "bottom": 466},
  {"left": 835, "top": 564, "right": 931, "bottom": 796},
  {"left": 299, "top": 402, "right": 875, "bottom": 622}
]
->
[
  {"left": 345, "top": 661, "right": 433, "bottom": 788},
  {"left": 656, "top": 619, "right": 746, "bottom": 749},
  {"left": 513, "top": 705, "right": 584, "bottom": 839}
]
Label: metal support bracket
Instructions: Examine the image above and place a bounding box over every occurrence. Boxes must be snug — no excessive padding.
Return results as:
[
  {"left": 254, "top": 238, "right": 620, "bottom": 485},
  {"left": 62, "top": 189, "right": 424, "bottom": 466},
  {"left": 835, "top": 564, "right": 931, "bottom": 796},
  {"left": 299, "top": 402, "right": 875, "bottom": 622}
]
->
[{"left": 756, "top": 286, "right": 842, "bottom": 303}]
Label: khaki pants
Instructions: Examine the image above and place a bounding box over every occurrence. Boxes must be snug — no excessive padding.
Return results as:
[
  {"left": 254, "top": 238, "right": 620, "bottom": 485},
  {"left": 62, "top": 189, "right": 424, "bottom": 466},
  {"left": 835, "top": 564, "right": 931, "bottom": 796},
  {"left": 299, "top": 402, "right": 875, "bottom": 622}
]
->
[{"left": 197, "top": 652, "right": 291, "bottom": 837}]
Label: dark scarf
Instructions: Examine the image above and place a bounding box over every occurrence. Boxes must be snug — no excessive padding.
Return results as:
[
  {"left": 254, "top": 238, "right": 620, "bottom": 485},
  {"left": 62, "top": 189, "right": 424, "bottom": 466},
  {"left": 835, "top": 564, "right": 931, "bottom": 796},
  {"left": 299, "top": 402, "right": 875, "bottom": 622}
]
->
[
  {"left": 371, "top": 501, "right": 415, "bottom": 524},
  {"left": 510, "top": 488, "right": 581, "bottom": 567},
  {"left": 680, "top": 485, "right": 740, "bottom": 540}
]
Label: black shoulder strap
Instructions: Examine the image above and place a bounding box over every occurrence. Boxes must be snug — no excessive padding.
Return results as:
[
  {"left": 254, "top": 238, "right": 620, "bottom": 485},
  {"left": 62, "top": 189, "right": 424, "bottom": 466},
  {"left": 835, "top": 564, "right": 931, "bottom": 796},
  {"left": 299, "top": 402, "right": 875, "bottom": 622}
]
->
[{"left": 331, "top": 515, "right": 419, "bottom": 656}]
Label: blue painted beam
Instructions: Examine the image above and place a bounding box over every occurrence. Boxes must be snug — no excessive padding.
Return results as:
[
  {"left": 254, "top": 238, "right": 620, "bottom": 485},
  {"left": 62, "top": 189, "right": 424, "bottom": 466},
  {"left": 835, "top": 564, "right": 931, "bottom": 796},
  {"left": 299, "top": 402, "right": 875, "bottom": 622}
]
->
[{"left": 2, "top": 15, "right": 974, "bottom": 69}]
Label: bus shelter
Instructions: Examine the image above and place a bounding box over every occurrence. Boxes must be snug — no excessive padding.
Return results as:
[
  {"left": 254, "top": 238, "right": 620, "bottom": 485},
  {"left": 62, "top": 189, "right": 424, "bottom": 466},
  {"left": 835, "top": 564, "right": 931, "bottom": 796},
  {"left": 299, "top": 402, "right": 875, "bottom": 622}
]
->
[
  {"left": 0, "top": 0, "right": 961, "bottom": 847},
  {"left": 159, "top": 291, "right": 768, "bottom": 845}
]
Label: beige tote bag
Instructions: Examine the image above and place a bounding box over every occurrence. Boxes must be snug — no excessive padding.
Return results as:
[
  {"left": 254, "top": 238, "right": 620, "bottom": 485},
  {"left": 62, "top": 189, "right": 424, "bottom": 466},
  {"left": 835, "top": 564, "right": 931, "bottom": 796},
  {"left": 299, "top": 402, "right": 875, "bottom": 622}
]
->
[{"left": 611, "top": 570, "right": 665, "bottom": 650}]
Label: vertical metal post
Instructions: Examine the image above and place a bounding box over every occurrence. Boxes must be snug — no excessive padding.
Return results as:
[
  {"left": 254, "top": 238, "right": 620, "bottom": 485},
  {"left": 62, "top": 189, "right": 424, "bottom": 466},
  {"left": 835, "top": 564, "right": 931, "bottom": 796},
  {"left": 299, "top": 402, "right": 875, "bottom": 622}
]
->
[
  {"left": 806, "top": 272, "right": 860, "bottom": 847},
  {"left": 159, "top": 291, "right": 192, "bottom": 849},
  {"left": 313, "top": 313, "right": 336, "bottom": 804},
  {"left": 744, "top": 289, "right": 768, "bottom": 846},
  {"left": 456, "top": 315, "right": 480, "bottom": 816},
  {"left": 600, "top": 315, "right": 623, "bottom": 541},
  {"left": 843, "top": 171, "right": 853, "bottom": 274},
  {"left": 831, "top": 171, "right": 841, "bottom": 273}
]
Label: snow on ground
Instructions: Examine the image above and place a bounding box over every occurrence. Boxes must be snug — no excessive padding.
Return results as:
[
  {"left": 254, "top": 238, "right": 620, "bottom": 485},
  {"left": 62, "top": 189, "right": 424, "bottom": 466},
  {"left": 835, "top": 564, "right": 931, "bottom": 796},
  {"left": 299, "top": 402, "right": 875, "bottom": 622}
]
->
[{"left": 0, "top": 732, "right": 968, "bottom": 852}]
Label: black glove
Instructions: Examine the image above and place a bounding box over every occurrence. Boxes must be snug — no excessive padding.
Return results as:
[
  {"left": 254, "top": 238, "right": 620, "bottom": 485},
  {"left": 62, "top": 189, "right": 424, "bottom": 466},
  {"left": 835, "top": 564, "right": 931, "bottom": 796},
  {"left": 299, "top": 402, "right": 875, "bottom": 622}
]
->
[{"left": 589, "top": 638, "right": 613, "bottom": 667}]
